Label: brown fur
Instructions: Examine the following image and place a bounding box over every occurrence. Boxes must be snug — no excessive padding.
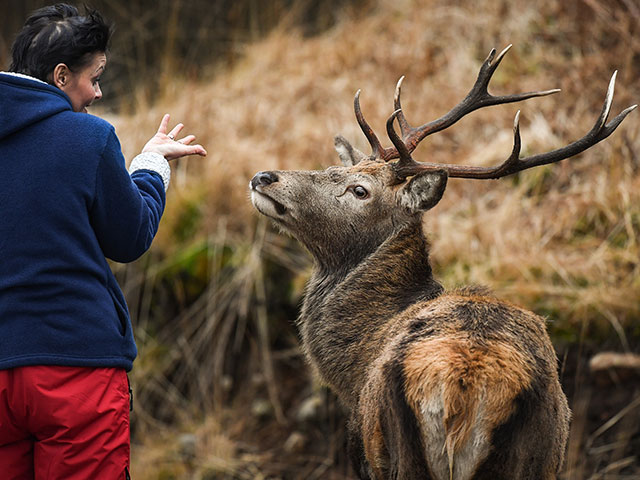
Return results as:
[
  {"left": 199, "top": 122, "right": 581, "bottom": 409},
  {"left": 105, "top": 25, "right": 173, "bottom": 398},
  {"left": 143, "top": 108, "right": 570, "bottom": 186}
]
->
[
  {"left": 250, "top": 159, "right": 570, "bottom": 479},
  {"left": 403, "top": 335, "right": 533, "bottom": 468}
]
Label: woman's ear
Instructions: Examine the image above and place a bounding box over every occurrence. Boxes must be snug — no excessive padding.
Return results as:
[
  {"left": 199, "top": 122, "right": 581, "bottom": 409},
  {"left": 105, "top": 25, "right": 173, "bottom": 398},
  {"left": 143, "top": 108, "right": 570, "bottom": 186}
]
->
[
  {"left": 51, "top": 63, "right": 70, "bottom": 89},
  {"left": 397, "top": 169, "right": 448, "bottom": 213}
]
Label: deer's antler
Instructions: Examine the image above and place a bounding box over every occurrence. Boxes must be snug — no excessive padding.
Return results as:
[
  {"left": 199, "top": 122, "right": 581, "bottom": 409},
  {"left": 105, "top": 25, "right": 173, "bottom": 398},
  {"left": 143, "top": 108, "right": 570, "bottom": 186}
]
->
[
  {"left": 354, "top": 45, "right": 637, "bottom": 179},
  {"left": 390, "top": 70, "right": 637, "bottom": 179},
  {"left": 355, "top": 45, "right": 560, "bottom": 163}
]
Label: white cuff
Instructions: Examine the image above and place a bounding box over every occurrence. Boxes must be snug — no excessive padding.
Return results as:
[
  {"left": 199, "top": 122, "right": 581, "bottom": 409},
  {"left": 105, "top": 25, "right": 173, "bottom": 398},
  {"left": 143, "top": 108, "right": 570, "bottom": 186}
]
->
[{"left": 129, "top": 152, "right": 171, "bottom": 192}]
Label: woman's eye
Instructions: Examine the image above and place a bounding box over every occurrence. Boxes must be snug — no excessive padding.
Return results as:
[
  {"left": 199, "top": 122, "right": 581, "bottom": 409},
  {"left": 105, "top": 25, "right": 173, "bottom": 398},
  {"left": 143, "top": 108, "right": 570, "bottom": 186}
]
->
[{"left": 352, "top": 186, "right": 369, "bottom": 199}]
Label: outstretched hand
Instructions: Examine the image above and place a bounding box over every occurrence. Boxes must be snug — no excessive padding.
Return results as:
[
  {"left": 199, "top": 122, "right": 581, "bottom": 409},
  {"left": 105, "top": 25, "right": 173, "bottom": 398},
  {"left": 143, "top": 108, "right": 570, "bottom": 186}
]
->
[{"left": 142, "top": 114, "right": 207, "bottom": 161}]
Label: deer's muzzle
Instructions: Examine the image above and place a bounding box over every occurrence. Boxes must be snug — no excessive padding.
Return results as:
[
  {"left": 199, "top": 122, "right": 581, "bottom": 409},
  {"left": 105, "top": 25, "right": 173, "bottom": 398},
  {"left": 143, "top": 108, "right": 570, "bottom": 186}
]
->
[{"left": 250, "top": 171, "right": 287, "bottom": 216}]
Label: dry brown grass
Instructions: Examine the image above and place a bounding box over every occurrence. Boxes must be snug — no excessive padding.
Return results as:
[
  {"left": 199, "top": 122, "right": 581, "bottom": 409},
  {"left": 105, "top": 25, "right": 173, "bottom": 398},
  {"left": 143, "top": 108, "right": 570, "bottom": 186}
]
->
[
  {"left": 101, "top": 0, "right": 640, "bottom": 477},
  {"left": 112, "top": 0, "right": 639, "bottom": 335}
]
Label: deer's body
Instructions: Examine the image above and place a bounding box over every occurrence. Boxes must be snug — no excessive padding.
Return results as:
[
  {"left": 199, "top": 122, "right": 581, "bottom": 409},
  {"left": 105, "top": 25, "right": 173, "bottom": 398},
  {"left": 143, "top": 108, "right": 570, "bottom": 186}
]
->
[
  {"left": 250, "top": 46, "right": 634, "bottom": 479},
  {"left": 252, "top": 160, "right": 570, "bottom": 479},
  {"left": 302, "top": 222, "right": 569, "bottom": 479}
]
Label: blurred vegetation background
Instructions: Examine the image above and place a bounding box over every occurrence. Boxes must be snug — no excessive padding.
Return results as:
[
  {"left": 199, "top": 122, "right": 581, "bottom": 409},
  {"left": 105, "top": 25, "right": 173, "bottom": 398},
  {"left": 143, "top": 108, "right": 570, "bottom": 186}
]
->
[
  {"left": 2, "top": 0, "right": 640, "bottom": 478},
  {"left": 2, "top": 0, "right": 369, "bottom": 111}
]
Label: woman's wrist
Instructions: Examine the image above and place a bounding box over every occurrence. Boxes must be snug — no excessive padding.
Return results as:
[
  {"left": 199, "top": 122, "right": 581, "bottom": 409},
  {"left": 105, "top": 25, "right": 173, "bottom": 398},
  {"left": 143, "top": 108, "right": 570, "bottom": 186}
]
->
[{"left": 128, "top": 152, "right": 171, "bottom": 192}]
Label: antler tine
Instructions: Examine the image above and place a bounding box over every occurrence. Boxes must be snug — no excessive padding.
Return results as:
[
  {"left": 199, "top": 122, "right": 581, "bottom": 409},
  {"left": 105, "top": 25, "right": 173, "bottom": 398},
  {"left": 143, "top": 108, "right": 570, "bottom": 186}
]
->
[
  {"left": 402, "top": 72, "right": 637, "bottom": 180},
  {"left": 386, "top": 109, "right": 415, "bottom": 171},
  {"left": 354, "top": 90, "right": 385, "bottom": 160},
  {"left": 393, "top": 76, "right": 412, "bottom": 138},
  {"left": 396, "top": 45, "right": 560, "bottom": 156},
  {"left": 594, "top": 70, "right": 617, "bottom": 131},
  {"left": 484, "top": 44, "right": 514, "bottom": 80}
]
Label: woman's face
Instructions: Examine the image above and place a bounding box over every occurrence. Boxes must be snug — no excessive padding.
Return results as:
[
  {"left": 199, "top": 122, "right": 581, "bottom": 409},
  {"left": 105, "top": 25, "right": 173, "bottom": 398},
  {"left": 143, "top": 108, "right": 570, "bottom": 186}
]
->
[{"left": 54, "top": 52, "right": 106, "bottom": 113}]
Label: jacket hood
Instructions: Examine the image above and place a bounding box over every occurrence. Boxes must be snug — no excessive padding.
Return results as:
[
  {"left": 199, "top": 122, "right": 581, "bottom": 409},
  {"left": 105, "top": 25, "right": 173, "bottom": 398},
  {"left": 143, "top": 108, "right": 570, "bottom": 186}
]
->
[{"left": 0, "top": 72, "right": 72, "bottom": 140}]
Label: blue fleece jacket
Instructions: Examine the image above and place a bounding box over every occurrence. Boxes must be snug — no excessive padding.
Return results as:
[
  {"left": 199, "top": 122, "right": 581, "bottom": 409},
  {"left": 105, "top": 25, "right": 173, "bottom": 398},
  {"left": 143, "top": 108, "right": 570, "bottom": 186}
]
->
[{"left": 0, "top": 72, "right": 170, "bottom": 371}]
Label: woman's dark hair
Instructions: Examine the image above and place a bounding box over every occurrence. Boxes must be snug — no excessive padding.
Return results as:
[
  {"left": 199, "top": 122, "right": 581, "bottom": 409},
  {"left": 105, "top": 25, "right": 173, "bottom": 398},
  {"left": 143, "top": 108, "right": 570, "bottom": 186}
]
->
[{"left": 9, "top": 3, "right": 112, "bottom": 83}]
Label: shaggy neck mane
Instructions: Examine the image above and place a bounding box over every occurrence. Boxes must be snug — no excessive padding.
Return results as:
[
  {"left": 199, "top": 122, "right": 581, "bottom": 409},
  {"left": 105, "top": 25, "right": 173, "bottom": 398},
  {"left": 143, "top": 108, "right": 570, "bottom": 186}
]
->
[{"left": 299, "top": 221, "right": 443, "bottom": 406}]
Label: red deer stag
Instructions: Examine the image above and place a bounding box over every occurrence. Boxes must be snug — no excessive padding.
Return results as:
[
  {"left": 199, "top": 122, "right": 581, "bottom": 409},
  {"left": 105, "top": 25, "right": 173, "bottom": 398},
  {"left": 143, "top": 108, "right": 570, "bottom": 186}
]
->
[{"left": 249, "top": 45, "right": 636, "bottom": 480}]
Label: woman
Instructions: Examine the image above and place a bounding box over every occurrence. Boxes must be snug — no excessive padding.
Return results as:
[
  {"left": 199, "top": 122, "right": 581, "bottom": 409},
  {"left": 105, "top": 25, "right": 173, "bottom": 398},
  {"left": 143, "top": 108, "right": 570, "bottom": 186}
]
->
[{"left": 0, "top": 4, "right": 206, "bottom": 478}]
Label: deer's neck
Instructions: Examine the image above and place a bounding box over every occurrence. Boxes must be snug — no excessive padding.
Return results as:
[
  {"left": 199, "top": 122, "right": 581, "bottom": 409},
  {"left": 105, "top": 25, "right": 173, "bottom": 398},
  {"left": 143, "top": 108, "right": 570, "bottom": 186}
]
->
[{"left": 299, "top": 222, "right": 443, "bottom": 407}]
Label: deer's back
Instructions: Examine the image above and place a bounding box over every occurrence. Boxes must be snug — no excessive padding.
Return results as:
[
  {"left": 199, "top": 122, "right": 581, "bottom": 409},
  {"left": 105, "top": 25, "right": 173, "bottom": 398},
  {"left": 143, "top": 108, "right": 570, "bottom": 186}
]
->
[{"left": 358, "top": 288, "right": 570, "bottom": 480}]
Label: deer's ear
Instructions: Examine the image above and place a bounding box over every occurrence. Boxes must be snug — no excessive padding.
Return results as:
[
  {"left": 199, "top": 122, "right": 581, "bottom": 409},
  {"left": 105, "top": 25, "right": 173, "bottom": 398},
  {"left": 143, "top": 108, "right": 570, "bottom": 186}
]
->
[
  {"left": 397, "top": 170, "right": 448, "bottom": 213},
  {"left": 334, "top": 135, "right": 369, "bottom": 166}
]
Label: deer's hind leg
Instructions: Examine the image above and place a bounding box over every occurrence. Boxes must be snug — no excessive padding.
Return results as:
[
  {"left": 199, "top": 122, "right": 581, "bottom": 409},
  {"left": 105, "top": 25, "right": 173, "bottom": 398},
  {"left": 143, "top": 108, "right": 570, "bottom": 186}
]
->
[
  {"left": 472, "top": 377, "right": 570, "bottom": 480},
  {"left": 347, "top": 417, "right": 373, "bottom": 480},
  {"left": 358, "top": 356, "right": 433, "bottom": 480}
]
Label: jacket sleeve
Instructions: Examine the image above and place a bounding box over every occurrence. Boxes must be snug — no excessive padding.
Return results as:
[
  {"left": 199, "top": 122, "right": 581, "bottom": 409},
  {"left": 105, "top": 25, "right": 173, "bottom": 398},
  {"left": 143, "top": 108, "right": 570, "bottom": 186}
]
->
[{"left": 90, "top": 128, "right": 170, "bottom": 263}]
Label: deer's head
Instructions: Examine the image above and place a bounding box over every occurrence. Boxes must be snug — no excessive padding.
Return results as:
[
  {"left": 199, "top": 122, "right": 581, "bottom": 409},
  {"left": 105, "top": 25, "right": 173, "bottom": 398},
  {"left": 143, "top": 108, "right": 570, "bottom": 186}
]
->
[
  {"left": 251, "top": 45, "right": 636, "bottom": 269},
  {"left": 250, "top": 149, "right": 447, "bottom": 269}
]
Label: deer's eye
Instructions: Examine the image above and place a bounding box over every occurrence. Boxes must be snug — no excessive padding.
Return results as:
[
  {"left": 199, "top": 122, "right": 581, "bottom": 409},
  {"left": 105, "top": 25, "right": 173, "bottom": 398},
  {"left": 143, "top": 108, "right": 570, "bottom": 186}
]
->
[{"left": 351, "top": 185, "right": 369, "bottom": 199}]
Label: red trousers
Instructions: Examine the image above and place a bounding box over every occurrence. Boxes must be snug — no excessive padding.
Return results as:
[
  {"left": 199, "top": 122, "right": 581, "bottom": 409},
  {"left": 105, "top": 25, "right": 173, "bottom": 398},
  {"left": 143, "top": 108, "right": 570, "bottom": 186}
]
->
[{"left": 0, "top": 366, "right": 131, "bottom": 479}]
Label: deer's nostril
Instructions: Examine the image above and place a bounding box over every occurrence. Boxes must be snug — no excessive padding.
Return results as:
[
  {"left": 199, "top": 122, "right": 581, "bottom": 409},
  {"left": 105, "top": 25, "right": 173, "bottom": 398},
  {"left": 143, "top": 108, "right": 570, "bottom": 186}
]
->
[{"left": 251, "top": 171, "right": 279, "bottom": 189}]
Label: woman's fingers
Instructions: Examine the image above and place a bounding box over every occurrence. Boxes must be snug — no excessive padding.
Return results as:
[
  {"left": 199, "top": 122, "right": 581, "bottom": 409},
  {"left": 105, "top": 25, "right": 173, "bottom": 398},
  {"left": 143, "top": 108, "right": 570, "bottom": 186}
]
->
[
  {"left": 167, "top": 143, "right": 207, "bottom": 159},
  {"left": 167, "top": 123, "right": 184, "bottom": 140},
  {"left": 143, "top": 115, "right": 207, "bottom": 160},
  {"left": 177, "top": 134, "right": 196, "bottom": 145},
  {"left": 157, "top": 114, "right": 170, "bottom": 134},
  {"left": 190, "top": 144, "right": 207, "bottom": 156}
]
